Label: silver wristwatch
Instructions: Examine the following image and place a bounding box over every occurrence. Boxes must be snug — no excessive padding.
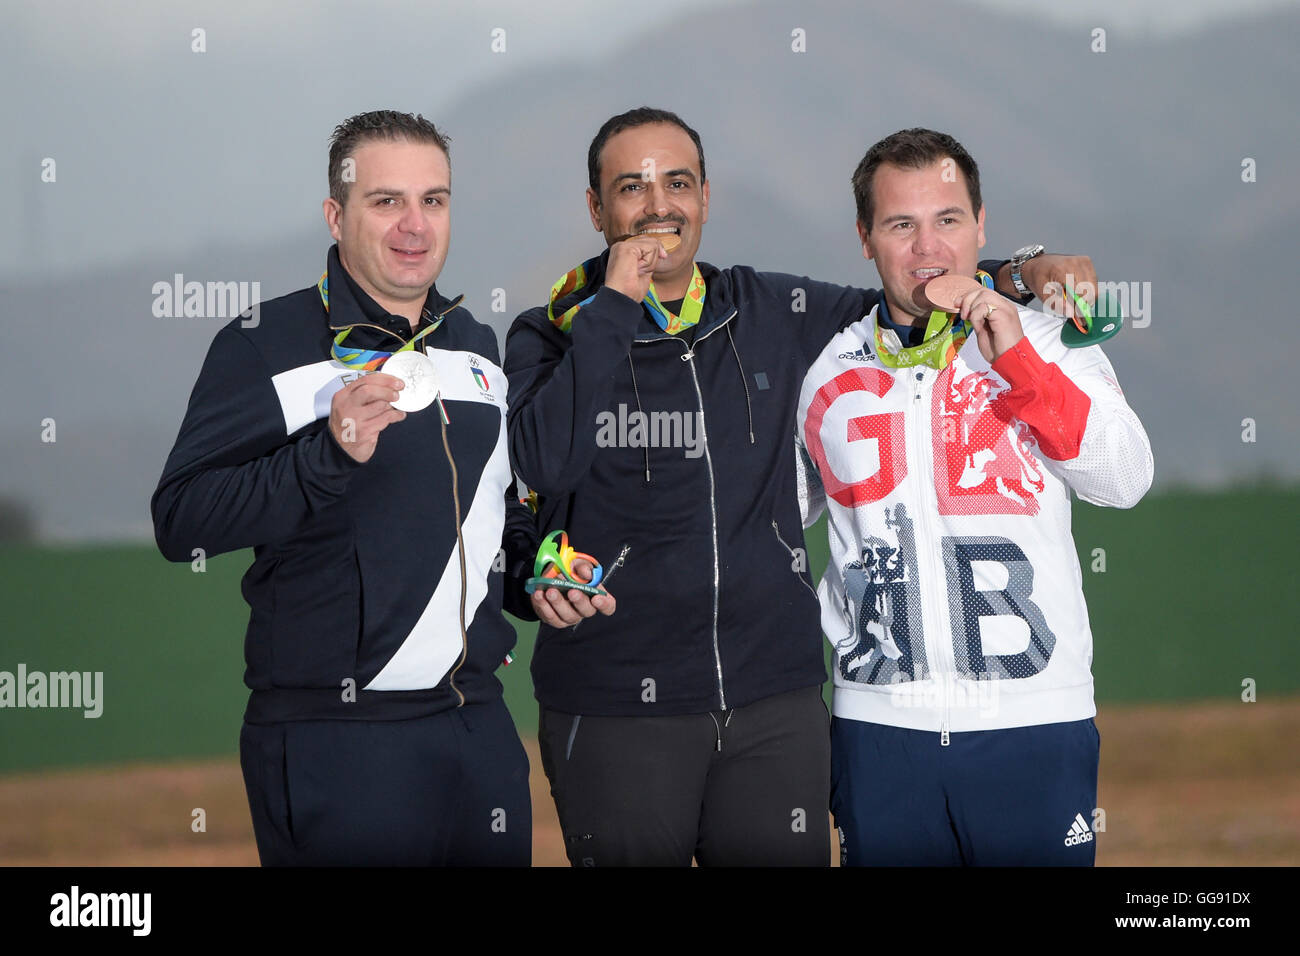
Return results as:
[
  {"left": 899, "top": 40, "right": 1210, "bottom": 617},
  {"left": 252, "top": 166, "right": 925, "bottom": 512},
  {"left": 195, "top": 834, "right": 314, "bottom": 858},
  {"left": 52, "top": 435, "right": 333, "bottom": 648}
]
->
[{"left": 1010, "top": 244, "right": 1045, "bottom": 297}]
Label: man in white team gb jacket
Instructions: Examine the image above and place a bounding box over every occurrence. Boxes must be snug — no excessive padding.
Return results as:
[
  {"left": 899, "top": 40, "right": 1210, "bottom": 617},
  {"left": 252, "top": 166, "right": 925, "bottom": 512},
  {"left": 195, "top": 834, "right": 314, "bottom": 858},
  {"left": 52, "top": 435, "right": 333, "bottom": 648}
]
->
[{"left": 797, "top": 128, "right": 1153, "bottom": 866}]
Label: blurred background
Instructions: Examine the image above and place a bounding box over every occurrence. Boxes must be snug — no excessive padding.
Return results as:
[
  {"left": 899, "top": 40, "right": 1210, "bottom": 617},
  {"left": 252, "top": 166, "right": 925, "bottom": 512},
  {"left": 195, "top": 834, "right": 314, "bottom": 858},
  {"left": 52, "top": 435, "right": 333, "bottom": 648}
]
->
[{"left": 1, "top": 0, "right": 1296, "bottom": 865}]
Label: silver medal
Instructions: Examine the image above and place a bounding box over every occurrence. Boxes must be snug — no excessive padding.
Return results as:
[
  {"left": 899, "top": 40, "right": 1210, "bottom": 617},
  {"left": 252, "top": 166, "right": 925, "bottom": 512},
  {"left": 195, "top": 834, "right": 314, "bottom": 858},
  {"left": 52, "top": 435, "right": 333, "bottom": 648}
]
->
[{"left": 382, "top": 350, "right": 439, "bottom": 412}]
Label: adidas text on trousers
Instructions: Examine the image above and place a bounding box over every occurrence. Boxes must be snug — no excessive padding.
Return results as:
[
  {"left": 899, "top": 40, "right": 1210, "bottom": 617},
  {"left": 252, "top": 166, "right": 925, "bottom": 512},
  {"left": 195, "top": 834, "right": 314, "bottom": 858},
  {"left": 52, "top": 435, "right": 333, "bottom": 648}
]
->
[{"left": 831, "top": 716, "right": 1100, "bottom": 866}]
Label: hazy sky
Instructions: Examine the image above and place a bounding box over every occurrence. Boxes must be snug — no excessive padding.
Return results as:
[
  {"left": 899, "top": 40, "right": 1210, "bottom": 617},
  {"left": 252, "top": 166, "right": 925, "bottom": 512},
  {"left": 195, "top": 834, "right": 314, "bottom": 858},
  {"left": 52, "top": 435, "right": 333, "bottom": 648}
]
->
[
  {"left": 3, "top": 0, "right": 1296, "bottom": 540},
  {"left": 973, "top": 0, "right": 1297, "bottom": 33},
  {"left": 3, "top": 0, "right": 1292, "bottom": 282}
]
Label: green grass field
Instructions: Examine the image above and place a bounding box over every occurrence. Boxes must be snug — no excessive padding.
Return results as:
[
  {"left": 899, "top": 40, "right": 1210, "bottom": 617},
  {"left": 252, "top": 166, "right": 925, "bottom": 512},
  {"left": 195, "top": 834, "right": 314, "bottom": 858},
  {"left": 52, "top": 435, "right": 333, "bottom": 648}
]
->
[{"left": 1, "top": 488, "right": 1293, "bottom": 773}]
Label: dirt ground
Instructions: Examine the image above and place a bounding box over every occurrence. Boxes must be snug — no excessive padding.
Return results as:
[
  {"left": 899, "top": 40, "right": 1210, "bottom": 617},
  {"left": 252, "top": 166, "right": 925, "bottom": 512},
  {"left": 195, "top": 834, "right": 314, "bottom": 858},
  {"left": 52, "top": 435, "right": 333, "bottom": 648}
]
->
[{"left": 2, "top": 698, "right": 1295, "bottom": 866}]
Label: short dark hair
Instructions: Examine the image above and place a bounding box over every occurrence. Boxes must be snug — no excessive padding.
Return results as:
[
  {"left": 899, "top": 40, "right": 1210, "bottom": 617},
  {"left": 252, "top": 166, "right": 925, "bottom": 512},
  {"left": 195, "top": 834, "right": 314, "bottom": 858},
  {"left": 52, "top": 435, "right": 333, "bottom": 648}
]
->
[
  {"left": 587, "top": 107, "right": 706, "bottom": 194},
  {"left": 328, "top": 110, "right": 451, "bottom": 205},
  {"left": 851, "top": 128, "right": 981, "bottom": 233}
]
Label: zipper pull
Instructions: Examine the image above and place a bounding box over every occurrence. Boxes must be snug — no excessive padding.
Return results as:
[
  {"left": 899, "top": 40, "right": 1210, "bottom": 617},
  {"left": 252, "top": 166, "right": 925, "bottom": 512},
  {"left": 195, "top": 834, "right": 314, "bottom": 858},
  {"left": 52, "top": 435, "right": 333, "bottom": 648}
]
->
[
  {"left": 680, "top": 350, "right": 694, "bottom": 362},
  {"left": 601, "top": 544, "right": 631, "bottom": 587},
  {"left": 940, "top": 723, "right": 950, "bottom": 747},
  {"left": 569, "top": 544, "right": 630, "bottom": 635}
]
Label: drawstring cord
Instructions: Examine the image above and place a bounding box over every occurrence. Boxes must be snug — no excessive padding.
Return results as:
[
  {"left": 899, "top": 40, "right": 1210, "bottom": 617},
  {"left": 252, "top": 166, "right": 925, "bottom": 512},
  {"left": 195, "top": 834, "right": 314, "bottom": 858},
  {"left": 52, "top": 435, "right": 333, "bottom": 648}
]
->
[
  {"left": 725, "top": 324, "right": 755, "bottom": 445},
  {"left": 627, "top": 354, "right": 651, "bottom": 482}
]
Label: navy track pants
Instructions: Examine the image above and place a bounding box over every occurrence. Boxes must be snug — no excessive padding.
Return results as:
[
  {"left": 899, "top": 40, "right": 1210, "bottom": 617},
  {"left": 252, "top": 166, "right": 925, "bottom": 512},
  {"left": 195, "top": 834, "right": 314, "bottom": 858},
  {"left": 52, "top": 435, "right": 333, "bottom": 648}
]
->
[
  {"left": 831, "top": 716, "right": 1100, "bottom": 866},
  {"left": 239, "top": 696, "right": 531, "bottom": 866}
]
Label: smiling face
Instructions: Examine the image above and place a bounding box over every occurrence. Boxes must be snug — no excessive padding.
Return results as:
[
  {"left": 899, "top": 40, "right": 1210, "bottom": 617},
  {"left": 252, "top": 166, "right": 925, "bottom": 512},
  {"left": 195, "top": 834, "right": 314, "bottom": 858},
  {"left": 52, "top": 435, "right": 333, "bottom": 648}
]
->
[
  {"left": 858, "top": 160, "right": 986, "bottom": 325},
  {"left": 322, "top": 138, "right": 450, "bottom": 320},
  {"left": 586, "top": 122, "right": 709, "bottom": 298}
]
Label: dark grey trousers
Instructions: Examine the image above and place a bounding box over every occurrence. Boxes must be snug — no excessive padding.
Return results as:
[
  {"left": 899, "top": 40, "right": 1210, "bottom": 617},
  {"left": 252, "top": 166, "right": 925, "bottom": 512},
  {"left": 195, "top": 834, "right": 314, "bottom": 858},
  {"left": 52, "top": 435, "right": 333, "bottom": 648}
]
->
[{"left": 538, "top": 684, "right": 831, "bottom": 866}]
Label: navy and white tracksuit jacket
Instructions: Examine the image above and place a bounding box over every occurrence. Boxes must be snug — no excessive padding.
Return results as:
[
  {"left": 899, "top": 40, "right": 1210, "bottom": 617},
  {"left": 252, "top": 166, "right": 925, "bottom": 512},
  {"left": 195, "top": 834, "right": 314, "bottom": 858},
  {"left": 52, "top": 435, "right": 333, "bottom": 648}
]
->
[{"left": 151, "top": 246, "right": 539, "bottom": 724}]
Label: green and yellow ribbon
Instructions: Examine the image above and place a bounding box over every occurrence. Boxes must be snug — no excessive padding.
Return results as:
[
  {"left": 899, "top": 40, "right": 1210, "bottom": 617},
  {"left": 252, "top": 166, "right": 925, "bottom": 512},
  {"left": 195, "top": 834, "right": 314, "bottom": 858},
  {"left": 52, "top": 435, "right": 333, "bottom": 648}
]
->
[
  {"left": 317, "top": 271, "right": 446, "bottom": 370},
  {"left": 546, "top": 260, "right": 706, "bottom": 336},
  {"left": 643, "top": 266, "right": 705, "bottom": 335},
  {"left": 874, "top": 270, "right": 993, "bottom": 371}
]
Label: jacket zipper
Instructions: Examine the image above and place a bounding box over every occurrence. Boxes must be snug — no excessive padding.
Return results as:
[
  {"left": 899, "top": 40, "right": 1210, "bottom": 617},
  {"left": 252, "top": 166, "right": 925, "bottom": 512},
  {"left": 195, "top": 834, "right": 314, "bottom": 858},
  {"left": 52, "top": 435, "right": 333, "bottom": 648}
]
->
[
  {"left": 673, "top": 309, "right": 738, "bottom": 710},
  {"left": 600, "top": 544, "right": 631, "bottom": 589},
  {"left": 909, "top": 365, "right": 952, "bottom": 744},
  {"left": 439, "top": 392, "right": 469, "bottom": 706},
  {"left": 411, "top": 300, "right": 466, "bottom": 703}
]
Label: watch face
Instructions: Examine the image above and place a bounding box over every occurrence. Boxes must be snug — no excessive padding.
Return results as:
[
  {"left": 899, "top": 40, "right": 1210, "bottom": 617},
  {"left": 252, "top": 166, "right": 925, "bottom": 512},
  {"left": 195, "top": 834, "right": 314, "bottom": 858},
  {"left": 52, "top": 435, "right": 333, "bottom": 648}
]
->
[{"left": 1013, "top": 243, "right": 1045, "bottom": 262}]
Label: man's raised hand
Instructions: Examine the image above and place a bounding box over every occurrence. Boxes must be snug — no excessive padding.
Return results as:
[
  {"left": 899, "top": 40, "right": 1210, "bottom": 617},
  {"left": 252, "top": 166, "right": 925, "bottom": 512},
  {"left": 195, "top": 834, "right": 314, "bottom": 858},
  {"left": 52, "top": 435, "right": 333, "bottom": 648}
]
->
[
  {"left": 329, "top": 372, "right": 407, "bottom": 463},
  {"left": 1021, "top": 254, "right": 1098, "bottom": 323},
  {"left": 604, "top": 236, "right": 668, "bottom": 304},
  {"left": 958, "top": 288, "right": 1024, "bottom": 365}
]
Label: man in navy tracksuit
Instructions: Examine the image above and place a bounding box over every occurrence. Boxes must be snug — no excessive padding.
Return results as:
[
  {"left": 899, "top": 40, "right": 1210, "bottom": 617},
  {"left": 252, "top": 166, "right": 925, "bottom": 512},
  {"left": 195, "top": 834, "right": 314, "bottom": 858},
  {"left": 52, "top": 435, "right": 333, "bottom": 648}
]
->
[
  {"left": 152, "top": 111, "right": 611, "bottom": 866},
  {"left": 503, "top": 107, "right": 1077, "bottom": 865}
]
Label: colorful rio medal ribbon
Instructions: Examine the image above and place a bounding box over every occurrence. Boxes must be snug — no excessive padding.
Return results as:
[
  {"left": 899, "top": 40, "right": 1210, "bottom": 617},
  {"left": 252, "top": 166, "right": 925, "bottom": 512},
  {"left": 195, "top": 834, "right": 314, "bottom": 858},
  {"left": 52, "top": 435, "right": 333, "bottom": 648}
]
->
[
  {"left": 642, "top": 265, "right": 705, "bottom": 335},
  {"left": 318, "top": 271, "right": 449, "bottom": 418},
  {"left": 546, "top": 251, "right": 705, "bottom": 336},
  {"left": 525, "top": 530, "right": 606, "bottom": 596},
  {"left": 546, "top": 258, "right": 599, "bottom": 334},
  {"left": 875, "top": 271, "right": 994, "bottom": 370}
]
